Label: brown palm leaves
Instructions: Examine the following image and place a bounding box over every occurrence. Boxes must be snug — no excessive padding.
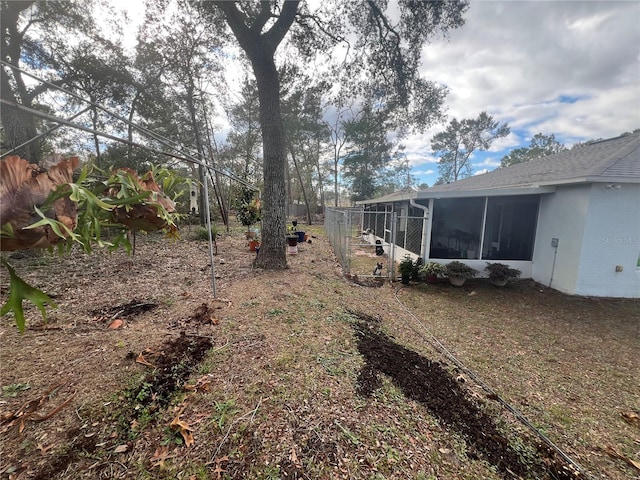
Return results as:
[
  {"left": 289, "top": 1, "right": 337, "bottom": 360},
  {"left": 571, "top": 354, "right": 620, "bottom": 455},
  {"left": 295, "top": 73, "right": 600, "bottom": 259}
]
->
[{"left": 0, "top": 155, "right": 79, "bottom": 251}]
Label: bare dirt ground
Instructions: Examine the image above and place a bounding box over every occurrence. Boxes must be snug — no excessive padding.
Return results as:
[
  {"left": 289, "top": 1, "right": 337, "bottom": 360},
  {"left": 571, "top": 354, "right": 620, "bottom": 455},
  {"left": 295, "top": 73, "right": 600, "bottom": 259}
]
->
[{"left": 1, "top": 222, "right": 639, "bottom": 480}]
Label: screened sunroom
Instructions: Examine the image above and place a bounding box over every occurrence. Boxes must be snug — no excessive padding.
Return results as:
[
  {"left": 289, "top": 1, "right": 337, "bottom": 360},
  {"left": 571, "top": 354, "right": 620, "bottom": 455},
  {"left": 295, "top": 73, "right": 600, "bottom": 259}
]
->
[{"left": 361, "top": 193, "right": 541, "bottom": 263}]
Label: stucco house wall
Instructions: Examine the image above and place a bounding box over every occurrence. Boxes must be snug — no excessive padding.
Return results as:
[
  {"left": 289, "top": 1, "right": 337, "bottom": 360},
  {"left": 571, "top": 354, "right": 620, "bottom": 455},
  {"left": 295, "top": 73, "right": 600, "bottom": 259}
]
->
[
  {"left": 514, "top": 182, "right": 640, "bottom": 298},
  {"left": 577, "top": 183, "right": 640, "bottom": 297},
  {"left": 533, "top": 186, "right": 590, "bottom": 294}
]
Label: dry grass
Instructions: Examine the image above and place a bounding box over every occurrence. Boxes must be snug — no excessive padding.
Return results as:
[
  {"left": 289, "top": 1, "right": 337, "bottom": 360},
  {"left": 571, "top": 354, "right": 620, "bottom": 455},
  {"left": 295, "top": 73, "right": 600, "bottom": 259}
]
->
[{"left": 0, "top": 222, "right": 638, "bottom": 480}]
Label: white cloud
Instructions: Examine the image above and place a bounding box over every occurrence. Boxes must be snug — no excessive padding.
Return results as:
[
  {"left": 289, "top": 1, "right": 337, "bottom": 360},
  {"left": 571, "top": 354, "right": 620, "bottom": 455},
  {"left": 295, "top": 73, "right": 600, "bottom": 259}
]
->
[
  {"left": 475, "top": 155, "right": 501, "bottom": 169},
  {"left": 413, "top": 168, "right": 436, "bottom": 176},
  {"left": 409, "top": 0, "right": 640, "bottom": 185}
]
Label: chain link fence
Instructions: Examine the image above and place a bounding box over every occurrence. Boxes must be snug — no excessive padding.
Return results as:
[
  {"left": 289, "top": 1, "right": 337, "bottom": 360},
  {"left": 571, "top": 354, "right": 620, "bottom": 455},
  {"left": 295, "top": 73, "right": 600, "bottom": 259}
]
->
[{"left": 325, "top": 207, "right": 428, "bottom": 281}]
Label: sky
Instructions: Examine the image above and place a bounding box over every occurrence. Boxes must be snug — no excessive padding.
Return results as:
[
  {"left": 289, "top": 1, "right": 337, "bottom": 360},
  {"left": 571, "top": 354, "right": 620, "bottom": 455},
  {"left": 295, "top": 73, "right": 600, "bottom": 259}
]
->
[
  {"left": 109, "top": 1, "right": 640, "bottom": 188},
  {"left": 403, "top": 0, "right": 640, "bottom": 186}
]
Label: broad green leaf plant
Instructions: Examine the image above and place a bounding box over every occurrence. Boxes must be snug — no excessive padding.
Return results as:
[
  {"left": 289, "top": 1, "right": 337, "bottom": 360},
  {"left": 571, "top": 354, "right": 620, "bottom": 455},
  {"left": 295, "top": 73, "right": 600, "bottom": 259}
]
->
[
  {"left": 1, "top": 164, "right": 189, "bottom": 332},
  {"left": 0, "top": 258, "right": 57, "bottom": 333}
]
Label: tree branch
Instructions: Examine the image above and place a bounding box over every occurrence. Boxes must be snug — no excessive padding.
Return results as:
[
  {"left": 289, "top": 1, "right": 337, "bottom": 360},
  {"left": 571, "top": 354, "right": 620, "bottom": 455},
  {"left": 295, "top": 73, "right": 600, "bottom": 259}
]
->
[
  {"left": 250, "top": 1, "right": 273, "bottom": 33},
  {"left": 263, "top": 1, "right": 300, "bottom": 52},
  {"left": 217, "top": 3, "right": 250, "bottom": 46},
  {"left": 296, "top": 13, "right": 346, "bottom": 44}
]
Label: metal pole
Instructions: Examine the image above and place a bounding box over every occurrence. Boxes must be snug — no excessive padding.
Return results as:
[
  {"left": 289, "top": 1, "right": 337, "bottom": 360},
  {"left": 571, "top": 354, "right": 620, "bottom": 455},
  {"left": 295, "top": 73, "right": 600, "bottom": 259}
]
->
[
  {"left": 202, "top": 173, "right": 216, "bottom": 297},
  {"left": 391, "top": 211, "right": 398, "bottom": 280},
  {"left": 0, "top": 62, "right": 257, "bottom": 190},
  {"left": 345, "top": 209, "right": 351, "bottom": 275},
  {"left": 0, "top": 99, "right": 257, "bottom": 190}
]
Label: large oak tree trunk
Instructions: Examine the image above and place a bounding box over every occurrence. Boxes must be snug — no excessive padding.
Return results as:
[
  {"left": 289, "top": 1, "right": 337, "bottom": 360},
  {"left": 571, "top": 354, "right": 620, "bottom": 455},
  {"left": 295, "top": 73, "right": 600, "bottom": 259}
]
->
[
  {"left": 1, "top": 1, "right": 41, "bottom": 163},
  {"left": 252, "top": 54, "right": 287, "bottom": 269},
  {"left": 218, "top": 1, "right": 300, "bottom": 270}
]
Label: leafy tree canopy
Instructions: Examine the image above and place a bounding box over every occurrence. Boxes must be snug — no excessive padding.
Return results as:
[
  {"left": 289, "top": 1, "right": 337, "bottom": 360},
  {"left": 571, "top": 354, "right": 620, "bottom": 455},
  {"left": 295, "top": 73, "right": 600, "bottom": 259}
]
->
[
  {"left": 1, "top": 0, "right": 124, "bottom": 161},
  {"left": 500, "top": 133, "right": 566, "bottom": 167},
  {"left": 342, "top": 101, "right": 393, "bottom": 202},
  {"left": 432, "top": 111, "right": 510, "bottom": 183},
  {"left": 194, "top": 1, "right": 469, "bottom": 269}
]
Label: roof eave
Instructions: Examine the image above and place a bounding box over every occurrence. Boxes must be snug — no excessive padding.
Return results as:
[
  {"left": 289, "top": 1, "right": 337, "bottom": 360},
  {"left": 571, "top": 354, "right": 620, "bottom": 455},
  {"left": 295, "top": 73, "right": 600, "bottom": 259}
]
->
[
  {"left": 414, "top": 186, "right": 556, "bottom": 199},
  {"left": 357, "top": 186, "right": 556, "bottom": 204},
  {"left": 537, "top": 176, "right": 640, "bottom": 187}
]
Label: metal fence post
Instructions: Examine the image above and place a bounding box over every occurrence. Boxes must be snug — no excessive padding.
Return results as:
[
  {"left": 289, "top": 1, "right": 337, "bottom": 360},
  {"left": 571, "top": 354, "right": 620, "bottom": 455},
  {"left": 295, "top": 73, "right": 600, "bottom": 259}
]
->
[{"left": 390, "top": 211, "right": 397, "bottom": 280}]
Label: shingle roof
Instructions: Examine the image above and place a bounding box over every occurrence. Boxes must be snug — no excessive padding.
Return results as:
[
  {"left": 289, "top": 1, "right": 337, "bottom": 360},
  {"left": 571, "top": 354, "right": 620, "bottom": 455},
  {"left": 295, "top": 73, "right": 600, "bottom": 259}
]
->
[
  {"left": 359, "top": 132, "right": 640, "bottom": 204},
  {"left": 429, "top": 131, "right": 640, "bottom": 192}
]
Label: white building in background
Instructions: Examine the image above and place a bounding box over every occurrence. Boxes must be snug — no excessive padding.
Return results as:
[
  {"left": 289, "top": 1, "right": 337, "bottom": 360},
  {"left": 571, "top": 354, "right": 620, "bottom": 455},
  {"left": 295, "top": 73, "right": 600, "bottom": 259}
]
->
[{"left": 358, "top": 132, "right": 640, "bottom": 298}]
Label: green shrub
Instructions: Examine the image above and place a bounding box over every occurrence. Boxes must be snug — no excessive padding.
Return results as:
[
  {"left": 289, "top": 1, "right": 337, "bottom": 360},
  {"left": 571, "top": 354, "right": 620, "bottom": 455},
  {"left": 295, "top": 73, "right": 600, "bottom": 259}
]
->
[{"left": 192, "top": 225, "right": 218, "bottom": 241}]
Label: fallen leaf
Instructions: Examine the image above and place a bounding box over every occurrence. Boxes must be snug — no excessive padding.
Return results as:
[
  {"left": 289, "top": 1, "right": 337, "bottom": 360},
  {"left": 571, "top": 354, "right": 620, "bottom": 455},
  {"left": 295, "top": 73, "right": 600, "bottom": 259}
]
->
[
  {"left": 150, "top": 446, "right": 174, "bottom": 469},
  {"left": 114, "top": 444, "right": 128, "bottom": 453},
  {"left": 1, "top": 383, "right": 73, "bottom": 434},
  {"left": 289, "top": 447, "right": 301, "bottom": 467},
  {"left": 135, "top": 353, "right": 155, "bottom": 367},
  {"left": 603, "top": 445, "right": 640, "bottom": 471},
  {"left": 170, "top": 414, "right": 194, "bottom": 447},
  {"left": 439, "top": 447, "right": 451, "bottom": 454},
  {"left": 212, "top": 456, "right": 228, "bottom": 479},
  {"left": 212, "top": 463, "right": 226, "bottom": 478},
  {"left": 184, "top": 375, "right": 212, "bottom": 393},
  {"left": 108, "top": 319, "right": 123, "bottom": 329},
  {"left": 36, "top": 443, "right": 54, "bottom": 455},
  {"left": 214, "top": 298, "right": 232, "bottom": 308},
  {"left": 621, "top": 411, "right": 640, "bottom": 428}
]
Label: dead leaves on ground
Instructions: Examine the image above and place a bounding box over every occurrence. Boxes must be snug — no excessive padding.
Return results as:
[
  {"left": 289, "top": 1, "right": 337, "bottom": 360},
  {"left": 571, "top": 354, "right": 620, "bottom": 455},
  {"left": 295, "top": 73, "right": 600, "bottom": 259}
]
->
[
  {"left": 190, "top": 299, "right": 232, "bottom": 325},
  {"left": 150, "top": 445, "right": 176, "bottom": 469},
  {"left": 135, "top": 347, "right": 162, "bottom": 367},
  {"left": 192, "top": 302, "right": 218, "bottom": 325},
  {"left": 148, "top": 406, "right": 202, "bottom": 470},
  {"left": 36, "top": 442, "right": 54, "bottom": 455},
  {"left": 602, "top": 411, "right": 640, "bottom": 471},
  {"left": 170, "top": 409, "right": 195, "bottom": 447},
  {"left": 168, "top": 300, "right": 230, "bottom": 329},
  {"left": 0, "top": 383, "right": 73, "bottom": 433},
  {"left": 621, "top": 410, "right": 640, "bottom": 428},
  {"left": 211, "top": 455, "right": 229, "bottom": 479},
  {"left": 602, "top": 445, "right": 640, "bottom": 471},
  {"left": 184, "top": 374, "right": 213, "bottom": 393},
  {"left": 113, "top": 444, "right": 129, "bottom": 453},
  {"left": 108, "top": 318, "right": 124, "bottom": 329},
  {"left": 289, "top": 446, "right": 302, "bottom": 469}
]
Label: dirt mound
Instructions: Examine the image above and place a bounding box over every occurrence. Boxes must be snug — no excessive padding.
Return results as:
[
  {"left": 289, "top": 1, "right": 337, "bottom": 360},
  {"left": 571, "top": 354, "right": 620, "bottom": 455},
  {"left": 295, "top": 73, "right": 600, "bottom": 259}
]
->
[
  {"left": 31, "top": 328, "right": 213, "bottom": 480},
  {"left": 89, "top": 299, "right": 158, "bottom": 324},
  {"left": 352, "top": 310, "right": 583, "bottom": 479}
]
